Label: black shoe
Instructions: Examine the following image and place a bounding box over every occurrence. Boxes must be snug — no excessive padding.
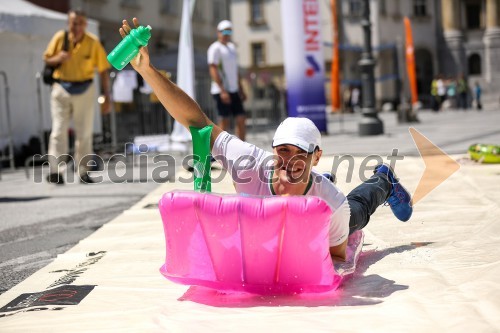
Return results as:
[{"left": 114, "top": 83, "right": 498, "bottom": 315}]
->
[
  {"left": 80, "top": 174, "right": 95, "bottom": 184},
  {"left": 47, "top": 173, "right": 64, "bottom": 185}
]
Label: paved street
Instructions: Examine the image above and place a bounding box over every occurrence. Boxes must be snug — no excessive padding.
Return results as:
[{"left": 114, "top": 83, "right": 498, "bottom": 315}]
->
[
  {"left": 0, "top": 165, "right": 161, "bottom": 295},
  {"left": 247, "top": 107, "right": 500, "bottom": 157},
  {"left": 0, "top": 106, "right": 499, "bottom": 296}
]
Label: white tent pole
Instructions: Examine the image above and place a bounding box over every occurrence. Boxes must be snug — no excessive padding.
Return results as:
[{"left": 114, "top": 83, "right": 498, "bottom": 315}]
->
[{"left": 171, "top": 0, "right": 196, "bottom": 142}]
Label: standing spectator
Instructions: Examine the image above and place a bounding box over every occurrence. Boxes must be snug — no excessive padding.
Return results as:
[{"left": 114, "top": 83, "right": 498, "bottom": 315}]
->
[
  {"left": 350, "top": 86, "right": 360, "bottom": 112},
  {"left": 43, "top": 9, "right": 110, "bottom": 184},
  {"left": 436, "top": 74, "right": 447, "bottom": 110},
  {"left": 430, "top": 76, "right": 439, "bottom": 111},
  {"left": 456, "top": 74, "right": 468, "bottom": 110},
  {"left": 446, "top": 77, "right": 457, "bottom": 109},
  {"left": 342, "top": 86, "right": 352, "bottom": 113},
  {"left": 207, "top": 20, "right": 247, "bottom": 140},
  {"left": 474, "top": 82, "right": 482, "bottom": 110}
]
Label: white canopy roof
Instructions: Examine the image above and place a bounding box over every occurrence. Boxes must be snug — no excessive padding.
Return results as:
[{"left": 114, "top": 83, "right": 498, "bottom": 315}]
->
[
  {"left": 0, "top": 0, "right": 98, "bottom": 38},
  {"left": 0, "top": 0, "right": 100, "bottom": 148}
]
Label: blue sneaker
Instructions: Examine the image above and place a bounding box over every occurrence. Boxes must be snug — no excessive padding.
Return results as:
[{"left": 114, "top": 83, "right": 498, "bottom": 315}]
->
[{"left": 374, "top": 164, "right": 413, "bottom": 222}]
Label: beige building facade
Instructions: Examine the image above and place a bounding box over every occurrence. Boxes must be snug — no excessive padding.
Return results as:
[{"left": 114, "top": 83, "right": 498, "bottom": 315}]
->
[
  {"left": 30, "top": 0, "right": 499, "bottom": 111},
  {"left": 232, "top": 0, "right": 500, "bottom": 109},
  {"left": 68, "top": 0, "right": 228, "bottom": 71}
]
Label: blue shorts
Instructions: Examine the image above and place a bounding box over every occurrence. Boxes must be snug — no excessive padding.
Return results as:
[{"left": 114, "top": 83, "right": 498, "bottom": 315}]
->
[{"left": 213, "top": 92, "right": 245, "bottom": 118}]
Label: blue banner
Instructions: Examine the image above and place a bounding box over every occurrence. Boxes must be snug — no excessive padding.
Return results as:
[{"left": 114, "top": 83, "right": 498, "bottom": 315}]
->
[{"left": 280, "top": 0, "right": 328, "bottom": 132}]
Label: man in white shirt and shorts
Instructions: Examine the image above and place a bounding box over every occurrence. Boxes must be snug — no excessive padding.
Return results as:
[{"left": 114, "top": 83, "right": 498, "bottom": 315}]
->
[
  {"left": 207, "top": 20, "right": 247, "bottom": 140},
  {"left": 119, "top": 18, "right": 413, "bottom": 262}
]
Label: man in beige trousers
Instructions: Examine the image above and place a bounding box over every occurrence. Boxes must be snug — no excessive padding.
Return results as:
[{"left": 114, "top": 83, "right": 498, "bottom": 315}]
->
[{"left": 43, "top": 9, "right": 110, "bottom": 184}]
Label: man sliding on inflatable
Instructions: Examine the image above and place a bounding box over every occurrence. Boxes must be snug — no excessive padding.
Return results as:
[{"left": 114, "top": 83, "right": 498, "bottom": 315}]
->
[{"left": 119, "top": 18, "right": 412, "bottom": 263}]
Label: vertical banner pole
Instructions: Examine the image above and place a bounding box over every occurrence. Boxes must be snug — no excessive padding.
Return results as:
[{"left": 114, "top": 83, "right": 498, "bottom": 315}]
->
[
  {"left": 330, "top": 0, "right": 341, "bottom": 112},
  {"left": 171, "top": 0, "right": 196, "bottom": 142}
]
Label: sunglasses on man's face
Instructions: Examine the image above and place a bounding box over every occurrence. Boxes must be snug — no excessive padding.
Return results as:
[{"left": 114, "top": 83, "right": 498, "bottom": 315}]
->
[{"left": 220, "top": 29, "right": 232, "bottom": 36}]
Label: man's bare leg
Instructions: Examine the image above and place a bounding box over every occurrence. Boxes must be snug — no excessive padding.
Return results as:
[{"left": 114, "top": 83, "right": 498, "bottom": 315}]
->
[
  {"left": 218, "top": 117, "right": 230, "bottom": 133},
  {"left": 235, "top": 114, "right": 246, "bottom": 141}
]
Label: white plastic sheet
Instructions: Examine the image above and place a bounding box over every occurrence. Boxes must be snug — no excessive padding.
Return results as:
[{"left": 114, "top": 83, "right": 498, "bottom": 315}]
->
[{"left": 1, "top": 157, "right": 499, "bottom": 332}]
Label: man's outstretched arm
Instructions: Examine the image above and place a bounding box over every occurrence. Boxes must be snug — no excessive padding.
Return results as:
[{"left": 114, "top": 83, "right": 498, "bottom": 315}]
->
[{"left": 120, "top": 18, "right": 223, "bottom": 148}]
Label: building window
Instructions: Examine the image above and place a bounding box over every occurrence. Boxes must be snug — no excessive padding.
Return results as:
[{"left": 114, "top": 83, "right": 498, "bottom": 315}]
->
[
  {"left": 251, "top": 42, "right": 265, "bottom": 67},
  {"left": 249, "top": 0, "right": 265, "bottom": 25},
  {"left": 413, "top": 0, "right": 427, "bottom": 17},
  {"left": 160, "top": 0, "right": 178, "bottom": 15},
  {"left": 213, "top": 0, "right": 227, "bottom": 23},
  {"left": 465, "top": 2, "right": 482, "bottom": 30},
  {"left": 468, "top": 54, "right": 482, "bottom": 75},
  {"left": 349, "top": 0, "right": 363, "bottom": 17}
]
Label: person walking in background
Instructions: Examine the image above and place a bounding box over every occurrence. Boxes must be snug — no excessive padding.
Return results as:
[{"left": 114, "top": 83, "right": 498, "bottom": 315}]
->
[
  {"left": 456, "top": 74, "right": 468, "bottom": 110},
  {"left": 474, "top": 82, "right": 482, "bottom": 110},
  {"left": 436, "top": 74, "right": 447, "bottom": 111},
  {"left": 446, "top": 77, "right": 457, "bottom": 109},
  {"left": 43, "top": 9, "right": 110, "bottom": 184},
  {"left": 207, "top": 20, "right": 247, "bottom": 140},
  {"left": 430, "top": 76, "right": 439, "bottom": 112},
  {"left": 342, "top": 86, "right": 352, "bottom": 113},
  {"left": 350, "top": 86, "right": 360, "bottom": 112}
]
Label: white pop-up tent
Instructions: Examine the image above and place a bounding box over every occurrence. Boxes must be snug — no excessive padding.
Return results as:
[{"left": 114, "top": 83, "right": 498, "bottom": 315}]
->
[{"left": 0, "top": 0, "right": 101, "bottom": 153}]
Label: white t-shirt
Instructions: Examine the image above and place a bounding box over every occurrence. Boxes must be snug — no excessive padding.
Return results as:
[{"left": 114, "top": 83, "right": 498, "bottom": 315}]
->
[
  {"left": 437, "top": 79, "right": 446, "bottom": 97},
  {"left": 207, "top": 41, "right": 239, "bottom": 94},
  {"left": 212, "top": 131, "right": 351, "bottom": 247}
]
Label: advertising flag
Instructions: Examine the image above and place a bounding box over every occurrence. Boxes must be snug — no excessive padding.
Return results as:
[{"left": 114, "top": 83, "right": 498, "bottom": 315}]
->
[
  {"left": 404, "top": 16, "right": 418, "bottom": 106},
  {"left": 280, "top": 0, "right": 328, "bottom": 132},
  {"left": 330, "top": 0, "right": 340, "bottom": 112}
]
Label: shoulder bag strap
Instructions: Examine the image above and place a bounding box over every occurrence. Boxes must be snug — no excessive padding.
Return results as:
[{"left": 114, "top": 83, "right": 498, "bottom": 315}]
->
[{"left": 62, "top": 30, "right": 69, "bottom": 52}]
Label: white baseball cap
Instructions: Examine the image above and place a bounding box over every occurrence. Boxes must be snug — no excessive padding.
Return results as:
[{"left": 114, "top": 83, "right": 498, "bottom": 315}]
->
[
  {"left": 217, "top": 20, "right": 233, "bottom": 31},
  {"left": 272, "top": 117, "right": 321, "bottom": 153}
]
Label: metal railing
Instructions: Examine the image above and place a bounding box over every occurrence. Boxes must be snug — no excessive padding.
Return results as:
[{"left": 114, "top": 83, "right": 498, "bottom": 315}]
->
[
  {"left": 0, "top": 71, "right": 15, "bottom": 179},
  {"left": 25, "top": 72, "right": 50, "bottom": 179},
  {"left": 106, "top": 72, "right": 284, "bottom": 146}
]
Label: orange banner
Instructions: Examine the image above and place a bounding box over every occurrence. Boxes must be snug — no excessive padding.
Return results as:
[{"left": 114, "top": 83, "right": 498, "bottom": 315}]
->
[
  {"left": 404, "top": 16, "right": 418, "bottom": 106},
  {"left": 330, "top": 0, "right": 340, "bottom": 112}
]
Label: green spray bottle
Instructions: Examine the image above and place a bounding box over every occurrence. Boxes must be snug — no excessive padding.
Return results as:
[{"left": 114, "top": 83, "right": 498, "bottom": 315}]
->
[{"left": 107, "top": 25, "right": 152, "bottom": 70}]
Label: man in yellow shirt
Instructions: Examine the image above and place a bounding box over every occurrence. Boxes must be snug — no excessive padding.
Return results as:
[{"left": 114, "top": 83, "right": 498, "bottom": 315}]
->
[{"left": 43, "top": 9, "right": 110, "bottom": 184}]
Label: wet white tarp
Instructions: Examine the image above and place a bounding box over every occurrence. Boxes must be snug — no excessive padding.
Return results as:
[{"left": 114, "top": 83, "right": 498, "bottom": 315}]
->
[{"left": 0, "top": 157, "right": 499, "bottom": 332}]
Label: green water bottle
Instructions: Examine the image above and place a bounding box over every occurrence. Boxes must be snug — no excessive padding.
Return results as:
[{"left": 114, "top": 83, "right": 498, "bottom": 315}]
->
[{"left": 107, "top": 25, "right": 152, "bottom": 70}]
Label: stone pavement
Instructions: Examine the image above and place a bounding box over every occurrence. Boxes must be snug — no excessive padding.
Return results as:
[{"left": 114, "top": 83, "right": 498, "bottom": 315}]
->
[{"left": 246, "top": 107, "right": 500, "bottom": 157}]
